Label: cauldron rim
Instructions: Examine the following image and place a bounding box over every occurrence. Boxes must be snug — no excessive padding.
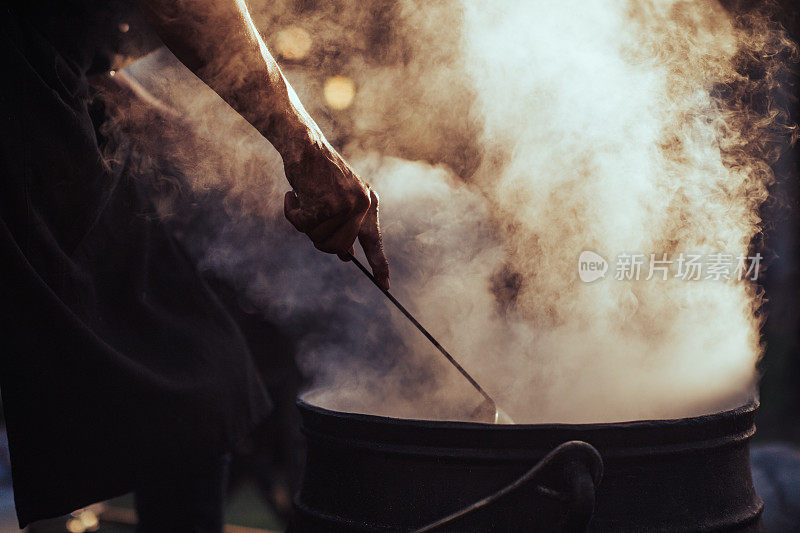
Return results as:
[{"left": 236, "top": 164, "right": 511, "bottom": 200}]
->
[
  {"left": 297, "top": 389, "right": 758, "bottom": 457},
  {"left": 298, "top": 388, "right": 757, "bottom": 428}
]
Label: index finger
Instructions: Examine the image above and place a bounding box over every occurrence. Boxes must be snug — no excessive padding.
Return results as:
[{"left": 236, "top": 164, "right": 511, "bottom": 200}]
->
[{"left": 357, "top": 189, "right": 390, "bottom": 290}]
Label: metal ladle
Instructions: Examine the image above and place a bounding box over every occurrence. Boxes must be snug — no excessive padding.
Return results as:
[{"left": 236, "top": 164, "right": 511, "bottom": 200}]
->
[{"left": 345, "top": 253, "right": 514, "bottom": 424}]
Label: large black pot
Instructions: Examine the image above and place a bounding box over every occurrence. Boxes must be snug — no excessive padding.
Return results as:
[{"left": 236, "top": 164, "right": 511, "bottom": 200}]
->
[{"left": 290, "top": 392, "right": 762, "bottom": 532}]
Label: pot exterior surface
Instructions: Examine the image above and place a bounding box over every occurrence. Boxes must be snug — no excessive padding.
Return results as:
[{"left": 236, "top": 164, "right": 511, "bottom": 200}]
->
[{"left": 291, "top": 396, "right": 763, "bottom": 532}]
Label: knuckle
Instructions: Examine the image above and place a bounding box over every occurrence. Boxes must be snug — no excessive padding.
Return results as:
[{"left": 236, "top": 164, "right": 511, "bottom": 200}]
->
[{"left": 352, "top": 187, "right": 370, "bottom": 213}]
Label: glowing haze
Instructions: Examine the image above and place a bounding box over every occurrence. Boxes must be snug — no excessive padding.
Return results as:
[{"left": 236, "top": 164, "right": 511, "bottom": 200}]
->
[{"left": 120, "top": 0, "right": 796, "bottom": 422}]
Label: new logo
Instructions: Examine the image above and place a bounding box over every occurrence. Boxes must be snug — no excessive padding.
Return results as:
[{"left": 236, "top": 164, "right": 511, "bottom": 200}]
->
[{"left": 578, "top": 251, "right": 608, "bottom": 282}]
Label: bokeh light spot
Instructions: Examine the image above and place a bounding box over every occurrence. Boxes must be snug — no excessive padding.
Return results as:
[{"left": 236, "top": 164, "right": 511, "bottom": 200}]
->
[
  {"left": 323, "top": 76, "right": 356, "bottom": 110},
  {"left": 274, "top": 25, "right": 312, "bottom": 61},
  {"left": 66, "top": 518, "right": 86, "bottom": 533}
]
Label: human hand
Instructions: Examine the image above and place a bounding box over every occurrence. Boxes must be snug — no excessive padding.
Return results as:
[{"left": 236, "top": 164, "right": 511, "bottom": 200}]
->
[{"left": 283, "top": 142, "right": 390, "bottom": 290}]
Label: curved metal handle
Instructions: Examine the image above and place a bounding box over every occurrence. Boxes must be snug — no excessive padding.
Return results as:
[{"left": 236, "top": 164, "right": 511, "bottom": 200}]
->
[
  {"left": 412, "top": 440, "right": 603, "bottom": 533},
  {"left": 559, "top": 448, "right": 603, "bottom": 532}
]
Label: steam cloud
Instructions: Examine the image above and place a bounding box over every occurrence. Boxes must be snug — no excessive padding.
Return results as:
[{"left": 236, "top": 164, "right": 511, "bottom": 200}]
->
[{"left": 117, "top": 0, "right": 796, "bottom": 422}]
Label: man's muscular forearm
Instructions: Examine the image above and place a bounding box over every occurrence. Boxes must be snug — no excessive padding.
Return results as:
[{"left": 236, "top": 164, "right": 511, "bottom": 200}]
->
[
  {"left": 137, "top": 0, "right": 318, "bottom": 167},
  {"left": 137, "top": 0, "right": 389, "bottom": 287}
]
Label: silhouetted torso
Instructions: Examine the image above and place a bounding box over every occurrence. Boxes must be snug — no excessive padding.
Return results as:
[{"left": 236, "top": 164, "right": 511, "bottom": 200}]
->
[{"left": 0, "top": 2, "right": 270, "bottom": 526}]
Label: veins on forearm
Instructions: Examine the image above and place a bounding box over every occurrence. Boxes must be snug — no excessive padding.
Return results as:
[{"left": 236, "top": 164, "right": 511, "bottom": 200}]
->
[{"left": 138, "top": 0, "right": 320, "bottom": 161}]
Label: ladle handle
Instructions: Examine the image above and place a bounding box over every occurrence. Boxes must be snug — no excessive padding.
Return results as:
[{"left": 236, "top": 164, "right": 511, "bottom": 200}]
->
[{"left": 345, "top": 253, "right": 497, "bottom": 410}]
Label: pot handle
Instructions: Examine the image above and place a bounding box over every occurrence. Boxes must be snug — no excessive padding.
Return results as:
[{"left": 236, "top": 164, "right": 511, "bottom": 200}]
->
[{"left": 412, "top": 440, "right": 603, "bottom": 533}]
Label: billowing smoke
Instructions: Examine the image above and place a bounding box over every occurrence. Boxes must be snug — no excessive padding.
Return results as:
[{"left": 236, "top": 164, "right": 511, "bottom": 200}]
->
[{"left": 112, "top": 0, "right": 796, "bottom": 422}]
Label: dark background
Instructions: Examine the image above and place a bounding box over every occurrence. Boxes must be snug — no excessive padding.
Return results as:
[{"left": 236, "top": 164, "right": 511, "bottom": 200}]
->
[{"left": 753, "top": 1, "right": 800, "bottom": 444}]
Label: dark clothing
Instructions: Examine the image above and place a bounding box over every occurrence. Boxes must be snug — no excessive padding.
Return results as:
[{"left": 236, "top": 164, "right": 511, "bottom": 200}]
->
[
  {"left": 134, "top": 453, "right": 231, "bottom": 533},
  {"left": 0, "top": 4, "right": 271, "bottom": 526}
]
